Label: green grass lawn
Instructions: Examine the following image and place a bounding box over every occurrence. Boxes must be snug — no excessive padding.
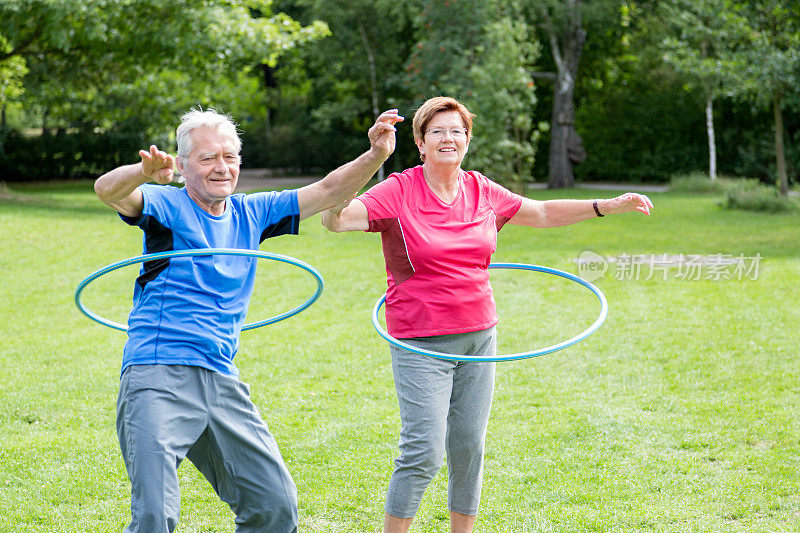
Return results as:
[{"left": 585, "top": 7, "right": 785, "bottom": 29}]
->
[{"left": 1, "top": 181, "right": 798, "bottom": 532}]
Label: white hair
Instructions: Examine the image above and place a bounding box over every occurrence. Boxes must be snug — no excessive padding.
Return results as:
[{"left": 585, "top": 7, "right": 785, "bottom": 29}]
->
[{"left": 176, "top": 108, "right": 241, "bottom": 162}]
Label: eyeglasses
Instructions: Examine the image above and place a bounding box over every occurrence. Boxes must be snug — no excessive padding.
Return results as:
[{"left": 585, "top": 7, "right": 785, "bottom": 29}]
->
[{"left": 425, "top": 127, "right": 468, "bottom": 139}]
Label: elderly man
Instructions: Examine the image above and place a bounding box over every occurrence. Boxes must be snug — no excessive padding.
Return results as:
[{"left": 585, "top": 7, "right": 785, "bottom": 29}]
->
[{"left": 94, "top": 108, "right": 403, "bottom": 533}]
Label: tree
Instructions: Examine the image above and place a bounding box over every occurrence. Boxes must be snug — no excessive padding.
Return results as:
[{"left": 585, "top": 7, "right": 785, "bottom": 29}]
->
[
  {"left": 660, "top": 0, "right": 749, "bottom": 181},
  {"left": 403, "top": 0, "right": 539, "bottom": 189},
  {"left": 289, "top": 0, "right": 414, "bottom": 177},
  {"left": 466, "top": 15, "right": 539, "bottom": 191},
  {"left": 728, "top": 0, "right": 800, "bottom": 196},
  {"left": 268, "top": 0, "right": 539, "bottom": 185},
  {"left": 530, "top": 0, "right": 588, "bottom": 189},
  {"left": 256, "top": 0, "right": 415, "bottom": 172}
]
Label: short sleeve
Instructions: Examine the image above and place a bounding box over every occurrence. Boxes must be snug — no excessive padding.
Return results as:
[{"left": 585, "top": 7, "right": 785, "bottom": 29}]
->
[
  {"left": 119, "top": 184, "right": 177, "bottom": 228},
  {"left": 474, "top": 172, "right": 523, "bottom": 230},
  {"left": 242, "top": 189, "right": 300, "bottom": 241},
  {"left": 358, "top": 174, "right": 404, "bottom": 233}
]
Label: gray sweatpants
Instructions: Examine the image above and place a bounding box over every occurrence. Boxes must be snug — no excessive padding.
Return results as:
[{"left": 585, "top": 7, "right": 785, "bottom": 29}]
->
[
  {"left": 385, "top": 326, "right": 497, "bottom": 518},
  {"left": 116, "top": 364, "right": 298, "bottom": 533}
]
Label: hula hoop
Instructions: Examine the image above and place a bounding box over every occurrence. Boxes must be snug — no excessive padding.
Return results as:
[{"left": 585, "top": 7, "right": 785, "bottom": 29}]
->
[
  {"left": 75, "top": 248, "right": 323, "bottom": 332},
  {"left": 371, "top": 263, "right": 607, "bottom": 362}
]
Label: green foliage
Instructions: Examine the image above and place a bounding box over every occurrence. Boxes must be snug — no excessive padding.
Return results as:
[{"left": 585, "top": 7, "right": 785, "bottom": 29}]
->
[
  {"left": 721, "top": 178, "right": 800, "bottom": 213},
  {"left": 0, "top": 0, "right": 328, "bottom": 136},
  {"left": 1, "top": 0, "right": 798, "bottom": 190},
  {"left": 726, "top": 1, "right": 800, "bottom": 107},
  {"left": 245, "top": 0, "right": 417, "bottom": 172},
  {"left": 575, "top": 74, "right": 799, "bottom": 186},
  {"left": 403, "top": 0, "right": 483, "bottom": 96},
  {"left": 400, "top": 0, "right": 540, "bottom": 188},
  {"left": 659, "top": 0, "right": 749, "bottom": 97},
  {"left": 712, "top": 1, "right": 800, "bottom": 194},
  {"left": 259, "top": 0, "right": 541, "bottom": 188},
  {"left": 575, "top": 67, "right": 707, "bottom": 183},
  {"left": 0, "top": 37, "right": 26, "bottom": 105},
  {"left": 465, "top": 15, "right": 539, "bottom": 191},
  {"left": 571, "top": 0, "right": 799, "bottom": 186},
  {"left": 526, "top": 0, "right": 626, "bottom": 183}
]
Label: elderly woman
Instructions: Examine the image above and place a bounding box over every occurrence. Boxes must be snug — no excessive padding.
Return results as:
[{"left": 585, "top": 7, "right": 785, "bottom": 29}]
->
[{"left": 322, "top": 96, "right": 652, "bottom": 533}]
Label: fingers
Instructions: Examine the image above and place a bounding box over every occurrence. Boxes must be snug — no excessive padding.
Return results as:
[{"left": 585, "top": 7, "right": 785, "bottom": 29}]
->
[
  {"left": 371, "top": 121, "right": 399, "bottom": 136},
  {"left": 367, "top": 111, "right": 403, "bottom": 158},
  {"left": 625, "top": 192, "right": 652, "bottom": 215},
  {"left": 140, "top": 145, "right": 172, "bottom": 164},
  {"left": 369, "top": 110, "right": 404, "bottom": 138},
  {"left": 151, "top": 145, "right": 174, "bottom": 167},
  {"left": 139, "top": 145, "right": 175, "bottom": 182},
  {"left": 368, "top": 110, "right": 404, "bottom": 140},
  {"left": 156, "top": 167, "right": 174, "bottom": 183},
  {"left": 376, "top": 109, "right": 405, "bottom": 125}
]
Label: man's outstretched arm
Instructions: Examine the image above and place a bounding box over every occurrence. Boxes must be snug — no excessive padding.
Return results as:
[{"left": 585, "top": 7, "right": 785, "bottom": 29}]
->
[
  {"left": 296, "top": 110, "right": 403, "bottom": 221},
  {"left": 94, "top": 145, "right": 175, "bottom": 217}
]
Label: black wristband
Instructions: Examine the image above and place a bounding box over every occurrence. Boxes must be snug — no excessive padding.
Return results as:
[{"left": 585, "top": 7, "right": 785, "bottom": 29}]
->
[{"left": 593, "top": 200, "right": 604, "bottom": 217}]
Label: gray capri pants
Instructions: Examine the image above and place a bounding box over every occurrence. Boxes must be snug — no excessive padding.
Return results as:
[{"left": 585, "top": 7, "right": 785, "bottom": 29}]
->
[
  {"left": 116, "top": 364, "right": 298, "bottom": 533},
  {"left": 385, "top": 326, "right": 497, "bottom": 518}
]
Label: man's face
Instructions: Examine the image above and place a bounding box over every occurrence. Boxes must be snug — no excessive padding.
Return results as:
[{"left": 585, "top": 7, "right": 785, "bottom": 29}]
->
[{"left": 178, "top": 126, "right": 240, "bottom": 209}]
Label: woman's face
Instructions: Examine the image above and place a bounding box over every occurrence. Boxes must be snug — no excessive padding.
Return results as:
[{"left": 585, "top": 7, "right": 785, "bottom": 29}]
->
[{"left": 417, "top": 110, "right": 470, "bottom": 167}]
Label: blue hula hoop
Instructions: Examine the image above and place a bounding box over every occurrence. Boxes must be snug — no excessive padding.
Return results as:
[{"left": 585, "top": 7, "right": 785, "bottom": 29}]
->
[
  {"left": 371, "top": 263, "right": 608, "bottom": 362},
  {"left": 75, "top": 248, "right": 324, "bottom": 332}
]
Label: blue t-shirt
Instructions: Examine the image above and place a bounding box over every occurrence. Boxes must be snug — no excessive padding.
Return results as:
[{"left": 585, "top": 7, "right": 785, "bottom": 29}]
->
[{"left": 119, "top": 184, "right": 300, "bottom": 377}]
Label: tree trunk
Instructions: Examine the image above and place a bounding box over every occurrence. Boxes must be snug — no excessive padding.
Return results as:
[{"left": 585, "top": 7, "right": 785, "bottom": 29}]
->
[
  {"left": 357, "top": 18, "right": 385, "bottom": 182},
  {"left": 706, "top": 94, "right": 717, "bottom": 181},
  {"left": 41, "top": 107, "right": 51, "bottom": 137},
  {"left": 773, "top": 91, "right": 788, "bottom": 196},
  {"left": 259, "top": 64, "right": 278, "bottom": 137},
  {"left": 548, "top": 77, "right": 577, "bottom": 188},
  {"left": 545, "top": 0, "right": 586, "bottom": 189}
]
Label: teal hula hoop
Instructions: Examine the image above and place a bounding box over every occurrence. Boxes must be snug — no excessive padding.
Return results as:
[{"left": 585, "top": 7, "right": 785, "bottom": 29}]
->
[
  {"left": 371, "top": 263, "right": 608, "bottom": 362},
  {"left": 75, "top": 248, "right": 324, "bottom": 332}
]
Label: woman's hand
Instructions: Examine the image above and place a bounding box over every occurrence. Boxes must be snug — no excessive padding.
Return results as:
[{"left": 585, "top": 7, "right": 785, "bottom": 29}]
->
[
  {"left": 320, "top": 197, "right": 369, "bottom": 232},
  {"left": 599, "top": 193, "right": 653, "bottom": 216}
]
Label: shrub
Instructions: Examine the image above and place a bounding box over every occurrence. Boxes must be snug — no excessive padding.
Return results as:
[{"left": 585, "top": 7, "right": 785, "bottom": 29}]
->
[
  {"left": 721, "top": 179, "right": 799, "bottom": 214},
  {"left": 0, "top": 126, "right": 158, "bottom": 182},
  {"left": 670, "top": 172, "right": 733, "bottom": 193}
]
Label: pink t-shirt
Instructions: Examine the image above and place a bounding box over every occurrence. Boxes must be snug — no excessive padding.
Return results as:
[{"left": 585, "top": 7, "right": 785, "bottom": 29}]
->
[{"left": 358, "top": 165, "right": 523, "bottom": 338}]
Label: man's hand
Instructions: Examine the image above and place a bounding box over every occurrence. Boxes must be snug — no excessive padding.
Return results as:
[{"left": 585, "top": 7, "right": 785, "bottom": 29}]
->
[
  {"left": 367, "top": 110, "right": 404, "bottom": 160},
  {"left": 139, "top": 145, "right": 176, "bottom": 184}
]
